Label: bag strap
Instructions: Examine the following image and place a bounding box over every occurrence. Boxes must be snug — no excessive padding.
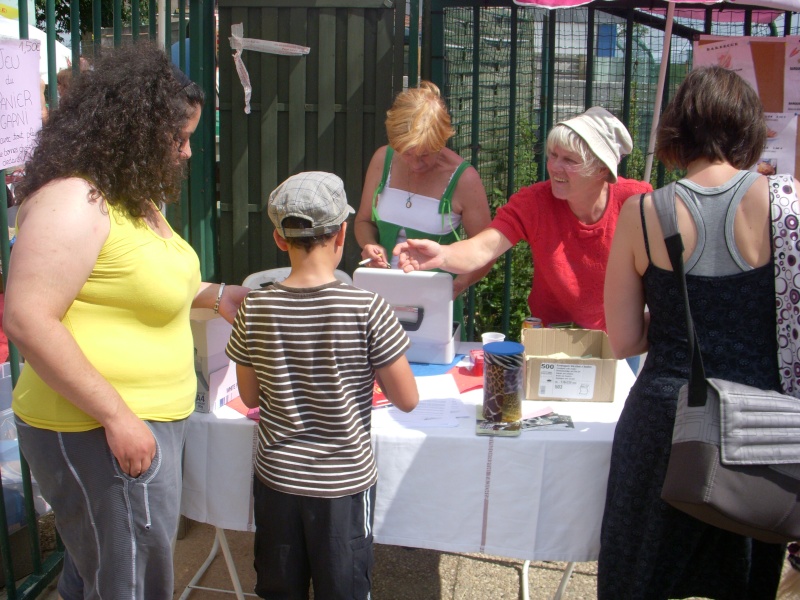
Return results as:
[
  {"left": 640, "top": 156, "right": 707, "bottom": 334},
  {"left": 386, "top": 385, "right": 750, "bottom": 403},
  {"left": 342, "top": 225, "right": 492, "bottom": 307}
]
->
[
  {"left": 652, "top": 183, "right": 708, "bottom": 407},
  {"left": 438, "top": 160, "right": 470, "bottom": 241}
]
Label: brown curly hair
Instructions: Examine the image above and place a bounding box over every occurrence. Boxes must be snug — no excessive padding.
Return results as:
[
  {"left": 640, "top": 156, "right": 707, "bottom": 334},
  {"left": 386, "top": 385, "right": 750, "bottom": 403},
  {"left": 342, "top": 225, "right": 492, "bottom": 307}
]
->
[{"left": 15, "top": 41, "right": 204, "bottom": 219}]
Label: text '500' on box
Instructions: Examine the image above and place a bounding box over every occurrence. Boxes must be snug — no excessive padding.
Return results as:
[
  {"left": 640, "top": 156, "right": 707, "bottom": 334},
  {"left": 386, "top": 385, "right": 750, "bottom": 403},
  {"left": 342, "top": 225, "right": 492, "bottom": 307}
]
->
[{"left": 521, "top": 328, "right": 616, "bottom": 402}]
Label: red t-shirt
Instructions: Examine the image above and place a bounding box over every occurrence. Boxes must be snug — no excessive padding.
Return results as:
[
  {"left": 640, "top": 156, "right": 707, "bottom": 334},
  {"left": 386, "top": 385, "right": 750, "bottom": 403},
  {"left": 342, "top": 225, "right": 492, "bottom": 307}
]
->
[{"left": 490, "top": 177, "right": 652, "bottom": 331}]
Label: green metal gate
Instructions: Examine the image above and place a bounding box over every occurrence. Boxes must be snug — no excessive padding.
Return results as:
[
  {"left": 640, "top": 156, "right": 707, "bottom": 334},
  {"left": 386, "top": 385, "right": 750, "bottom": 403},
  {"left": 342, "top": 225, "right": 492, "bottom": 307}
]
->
[
  {"left": 216, "top": 0, "right": 406, "bottom": 286},
  {"left": 425, "top": 0, "right": 799, "bottom": 335},
  {"left": 0, "top": 1, "right": 217, "bottom": 595}
]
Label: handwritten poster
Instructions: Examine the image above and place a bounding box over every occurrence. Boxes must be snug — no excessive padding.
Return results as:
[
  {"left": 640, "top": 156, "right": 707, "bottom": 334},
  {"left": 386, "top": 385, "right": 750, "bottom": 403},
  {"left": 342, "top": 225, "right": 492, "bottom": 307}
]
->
[
  {"left": 693, "top": 39, "right": 758, "bottom": 95},
  {"left": 0, "top": 39, "right": 42, "bottom": 170},
  {"left": 752, "top": 113, "right": 797, "bottom": 177},
  {"left": 785, "top": 39, "right": 800, "bottom": 113}
]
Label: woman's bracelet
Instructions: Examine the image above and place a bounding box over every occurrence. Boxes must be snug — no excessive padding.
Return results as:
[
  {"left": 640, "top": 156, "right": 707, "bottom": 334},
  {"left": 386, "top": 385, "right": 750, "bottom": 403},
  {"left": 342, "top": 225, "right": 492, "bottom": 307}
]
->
[{"left": 213, "top": 283, "right": 226, "bottom": 314}]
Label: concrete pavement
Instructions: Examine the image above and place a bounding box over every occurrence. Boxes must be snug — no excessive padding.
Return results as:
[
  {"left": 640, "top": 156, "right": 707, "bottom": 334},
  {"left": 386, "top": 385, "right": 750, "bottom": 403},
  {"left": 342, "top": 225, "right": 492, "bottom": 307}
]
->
[{"left": 170, "top": 519, "right": 601, "bottom": 599}]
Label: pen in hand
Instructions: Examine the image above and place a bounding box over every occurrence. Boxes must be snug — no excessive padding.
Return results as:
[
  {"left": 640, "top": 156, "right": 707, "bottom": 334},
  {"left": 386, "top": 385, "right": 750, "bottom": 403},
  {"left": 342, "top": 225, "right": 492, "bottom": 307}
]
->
[{"left": 358, "top": 254, "right": 391, "bottom": 268}]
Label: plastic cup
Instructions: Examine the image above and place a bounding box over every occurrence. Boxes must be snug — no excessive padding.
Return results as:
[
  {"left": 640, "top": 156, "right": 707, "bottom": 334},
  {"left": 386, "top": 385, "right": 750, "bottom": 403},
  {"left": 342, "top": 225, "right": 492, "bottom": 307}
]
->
[{"left": 481, "top": 332, "right": 505, "bottom": 345}]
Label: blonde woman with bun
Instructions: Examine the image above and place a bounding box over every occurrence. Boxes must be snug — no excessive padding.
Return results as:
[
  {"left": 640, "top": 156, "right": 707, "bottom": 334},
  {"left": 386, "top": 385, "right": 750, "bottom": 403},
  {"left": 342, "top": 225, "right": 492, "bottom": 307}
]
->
[{"left": 354, "top": 81, "right": 492, "bottom": 328}]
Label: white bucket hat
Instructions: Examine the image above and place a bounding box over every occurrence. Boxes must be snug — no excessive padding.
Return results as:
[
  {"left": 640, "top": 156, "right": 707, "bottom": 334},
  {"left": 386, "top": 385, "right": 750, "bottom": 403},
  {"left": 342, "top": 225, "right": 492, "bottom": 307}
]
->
[{"left": 557, "top": 107, "right": 633, "bottom": 183}]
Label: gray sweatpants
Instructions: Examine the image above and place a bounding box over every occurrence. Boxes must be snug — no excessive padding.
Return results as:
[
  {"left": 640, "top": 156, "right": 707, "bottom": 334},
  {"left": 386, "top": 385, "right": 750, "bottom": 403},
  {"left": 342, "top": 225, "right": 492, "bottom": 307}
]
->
[{"left": 16, "top": 417, "right": 187, "bottom": 600}]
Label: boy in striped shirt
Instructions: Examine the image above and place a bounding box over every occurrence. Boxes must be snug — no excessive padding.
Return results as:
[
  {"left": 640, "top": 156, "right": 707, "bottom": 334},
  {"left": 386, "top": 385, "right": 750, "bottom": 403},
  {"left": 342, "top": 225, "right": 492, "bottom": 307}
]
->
[{"left": 227, "top": 171, "right": 419, "bottom": 599}]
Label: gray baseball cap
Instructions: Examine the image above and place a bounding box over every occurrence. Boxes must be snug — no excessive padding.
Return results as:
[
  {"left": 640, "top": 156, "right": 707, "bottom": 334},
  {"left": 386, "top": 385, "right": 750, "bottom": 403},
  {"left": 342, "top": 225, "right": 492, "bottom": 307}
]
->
[{"left": 268, "top": 171, "right": 355, "bottom": 238}]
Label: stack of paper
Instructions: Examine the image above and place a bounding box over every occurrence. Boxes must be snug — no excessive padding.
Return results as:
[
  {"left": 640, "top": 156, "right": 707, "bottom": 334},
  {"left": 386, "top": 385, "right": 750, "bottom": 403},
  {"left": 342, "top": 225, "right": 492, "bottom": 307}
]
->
[
  {"left": 521, "top": 413, "right": 574, "bottom": 431},
  {"left": 371, "top": 374, "right": 471, "bottom": 429}
]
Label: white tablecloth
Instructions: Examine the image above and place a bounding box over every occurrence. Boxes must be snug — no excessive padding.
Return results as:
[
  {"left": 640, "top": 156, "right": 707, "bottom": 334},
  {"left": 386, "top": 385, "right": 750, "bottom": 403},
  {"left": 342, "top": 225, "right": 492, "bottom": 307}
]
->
[{"left": 181, "top": 356, "right": 636, "bottom": 563}]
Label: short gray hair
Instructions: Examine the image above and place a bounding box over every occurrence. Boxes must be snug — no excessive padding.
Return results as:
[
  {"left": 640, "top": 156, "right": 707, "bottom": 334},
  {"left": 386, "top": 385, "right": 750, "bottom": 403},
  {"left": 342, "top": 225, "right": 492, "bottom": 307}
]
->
[{"left": 545, "top": 125, "right": 609, "bottom": 180}]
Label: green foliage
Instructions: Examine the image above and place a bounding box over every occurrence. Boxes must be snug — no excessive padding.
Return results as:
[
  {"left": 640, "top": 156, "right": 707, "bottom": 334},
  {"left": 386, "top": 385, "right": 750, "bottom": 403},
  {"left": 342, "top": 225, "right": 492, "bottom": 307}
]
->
[
  {"left": 35, "top": 0, "right": 150, "bottom": 37},
  {"left": 622, "top": 116, "right": 684, "bottom": 189},
  {"left": 469, "top": 116, "right": 540, "bottom": 340},
  {"left": 620, "top": 49, "right": 686, "bottom": 189},
  {"left": 624, "top": 145, "right": 646, "bottom": 182}
]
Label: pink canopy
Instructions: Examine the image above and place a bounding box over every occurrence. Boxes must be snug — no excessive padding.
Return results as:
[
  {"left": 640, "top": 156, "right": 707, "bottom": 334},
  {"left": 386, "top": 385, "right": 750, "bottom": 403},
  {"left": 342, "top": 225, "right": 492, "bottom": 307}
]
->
[{"left": 513, "top": 0, "right": 799, "bottom": 15}]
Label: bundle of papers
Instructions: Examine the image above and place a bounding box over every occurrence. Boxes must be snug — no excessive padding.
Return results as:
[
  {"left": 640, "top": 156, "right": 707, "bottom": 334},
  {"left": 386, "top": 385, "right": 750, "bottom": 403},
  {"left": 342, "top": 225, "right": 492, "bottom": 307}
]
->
[
  {"left": 520, "top": 412, "right": 574, "bottom": 431},
  {"left": 474, "top": 407, "right": 574, "bottom": 436},
  {"left": 371, "top": 374, "right": 471, "bottom": 429},
  {"left": 475, "top": 420, "right": 521, "bottom": 437}
]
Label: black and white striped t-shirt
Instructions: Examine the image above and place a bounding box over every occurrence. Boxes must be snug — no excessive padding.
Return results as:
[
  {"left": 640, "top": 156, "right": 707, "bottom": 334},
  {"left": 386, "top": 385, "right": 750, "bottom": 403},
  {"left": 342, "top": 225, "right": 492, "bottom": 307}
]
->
[{"left": 226, "top": 280, "right": 410, "bottom": 498}]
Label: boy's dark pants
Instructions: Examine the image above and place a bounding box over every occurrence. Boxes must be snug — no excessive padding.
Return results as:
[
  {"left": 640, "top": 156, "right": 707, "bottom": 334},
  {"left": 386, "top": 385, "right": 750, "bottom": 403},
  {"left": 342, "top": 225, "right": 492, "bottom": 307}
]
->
[{"left": 253, "top": 476, "right": 376, "bottom": 599}]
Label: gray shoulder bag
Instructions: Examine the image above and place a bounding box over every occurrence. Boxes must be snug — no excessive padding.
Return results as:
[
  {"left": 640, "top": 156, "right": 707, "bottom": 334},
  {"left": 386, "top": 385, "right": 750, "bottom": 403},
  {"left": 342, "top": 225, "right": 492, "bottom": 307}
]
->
[{"left": 653, "top": 182, "right": 800, "bottom": 544}]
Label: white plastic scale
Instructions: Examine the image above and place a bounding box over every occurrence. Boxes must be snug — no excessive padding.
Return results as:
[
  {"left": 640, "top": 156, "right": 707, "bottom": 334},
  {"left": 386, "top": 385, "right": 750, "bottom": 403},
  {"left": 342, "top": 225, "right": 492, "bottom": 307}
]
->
[{"left": 353, "top": 268, "right": 460, "bottom": 364}]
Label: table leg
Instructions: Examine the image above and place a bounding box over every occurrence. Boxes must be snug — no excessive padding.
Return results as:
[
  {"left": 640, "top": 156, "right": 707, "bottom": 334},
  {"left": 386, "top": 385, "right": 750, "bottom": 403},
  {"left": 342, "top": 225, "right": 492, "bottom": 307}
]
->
[
  {"left": 521, "top": 560, "right": 530, "bottom": 600},
  {"left": 177, "top": 526, "right": 257, "bottom": 599},
  {"left": 520, "top": 559, "right": 576, "bottom": 600},
  {"left": 177, "top": 531, "right": 221, "bottom": 600},
  {"left": 217, "top": 527, "right": 247, "bottom": 599},
  {"left": 552, "top": 561, "right": 576, "bottom": 600}
]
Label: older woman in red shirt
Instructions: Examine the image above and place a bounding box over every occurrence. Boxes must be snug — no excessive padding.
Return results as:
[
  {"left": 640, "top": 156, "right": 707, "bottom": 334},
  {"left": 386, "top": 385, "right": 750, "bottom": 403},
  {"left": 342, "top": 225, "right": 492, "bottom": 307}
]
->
[{"left": 395, "top": 106, "right": 652, "bottom": 332}]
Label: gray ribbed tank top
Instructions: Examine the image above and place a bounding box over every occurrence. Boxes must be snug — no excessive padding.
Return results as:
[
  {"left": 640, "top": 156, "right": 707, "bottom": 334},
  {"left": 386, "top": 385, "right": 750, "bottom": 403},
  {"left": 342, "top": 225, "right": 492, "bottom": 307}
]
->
[{"left": 672, "top": 170, "right": 761, "bottom": 276}]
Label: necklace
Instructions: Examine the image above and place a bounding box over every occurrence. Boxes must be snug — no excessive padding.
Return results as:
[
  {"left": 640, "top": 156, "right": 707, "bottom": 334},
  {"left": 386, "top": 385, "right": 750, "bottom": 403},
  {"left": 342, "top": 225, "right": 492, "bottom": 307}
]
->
[{"left": 405, "top": 169, "right": 417, "bottom": 208}]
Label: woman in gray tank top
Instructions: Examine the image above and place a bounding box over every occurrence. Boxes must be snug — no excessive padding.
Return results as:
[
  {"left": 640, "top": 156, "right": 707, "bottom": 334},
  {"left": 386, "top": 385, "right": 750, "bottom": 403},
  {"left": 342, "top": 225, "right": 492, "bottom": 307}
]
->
[{"left": 599, "top": 66, "right": 796, "bottom": 599}]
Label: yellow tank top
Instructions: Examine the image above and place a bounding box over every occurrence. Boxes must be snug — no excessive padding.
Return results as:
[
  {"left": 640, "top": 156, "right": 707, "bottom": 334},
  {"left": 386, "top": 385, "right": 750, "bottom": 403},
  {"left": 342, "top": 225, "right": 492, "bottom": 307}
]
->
[{"left": 13, "top": 203, "right": 201, "bottom": 431}]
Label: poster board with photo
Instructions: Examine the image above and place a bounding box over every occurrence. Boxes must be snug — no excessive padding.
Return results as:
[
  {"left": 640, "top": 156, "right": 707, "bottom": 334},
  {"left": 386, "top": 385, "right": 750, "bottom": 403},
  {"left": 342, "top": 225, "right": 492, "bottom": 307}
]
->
[{"left": 693, "top": 36, "right": 799, "bottom": 176}]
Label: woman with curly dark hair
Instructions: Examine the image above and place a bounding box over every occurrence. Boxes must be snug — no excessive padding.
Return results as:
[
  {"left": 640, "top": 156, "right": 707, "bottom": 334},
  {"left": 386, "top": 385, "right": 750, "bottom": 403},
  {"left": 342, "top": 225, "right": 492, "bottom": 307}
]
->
[{"left": 3, "top": 42, "right": 248, "bottom": 599}]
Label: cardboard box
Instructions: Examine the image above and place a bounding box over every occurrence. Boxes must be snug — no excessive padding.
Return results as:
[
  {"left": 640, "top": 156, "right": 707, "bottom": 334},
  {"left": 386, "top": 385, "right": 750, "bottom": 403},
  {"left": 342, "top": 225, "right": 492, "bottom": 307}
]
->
[
  {"left": 195, "top": 359, "right": 240, "bottom": 413},
  {"left": 190, "top": 308, "right": 233, "bottom": 357},
  {"left": 195, "top": 351, "right": 228, "bottom": 382},
  {"left": 521, "top": 328, "right": 616, "bottom": 402}
]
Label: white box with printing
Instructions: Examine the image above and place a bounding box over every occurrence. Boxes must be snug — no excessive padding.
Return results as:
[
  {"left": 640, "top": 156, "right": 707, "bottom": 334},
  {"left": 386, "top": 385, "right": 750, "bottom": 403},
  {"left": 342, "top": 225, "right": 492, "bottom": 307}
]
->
[
  {"left": 195, "top": 359, "right": 240, "bottom": 413},
  {"left": 190, "top": 308, "right": 233, "bottom": 357}
]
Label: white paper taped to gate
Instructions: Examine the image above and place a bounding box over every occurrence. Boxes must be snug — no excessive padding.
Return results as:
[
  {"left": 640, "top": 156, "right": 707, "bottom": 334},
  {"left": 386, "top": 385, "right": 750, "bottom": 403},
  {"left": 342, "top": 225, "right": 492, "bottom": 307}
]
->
[{"left": 229, "top": 23, "right": 310, "bottom": 114}]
